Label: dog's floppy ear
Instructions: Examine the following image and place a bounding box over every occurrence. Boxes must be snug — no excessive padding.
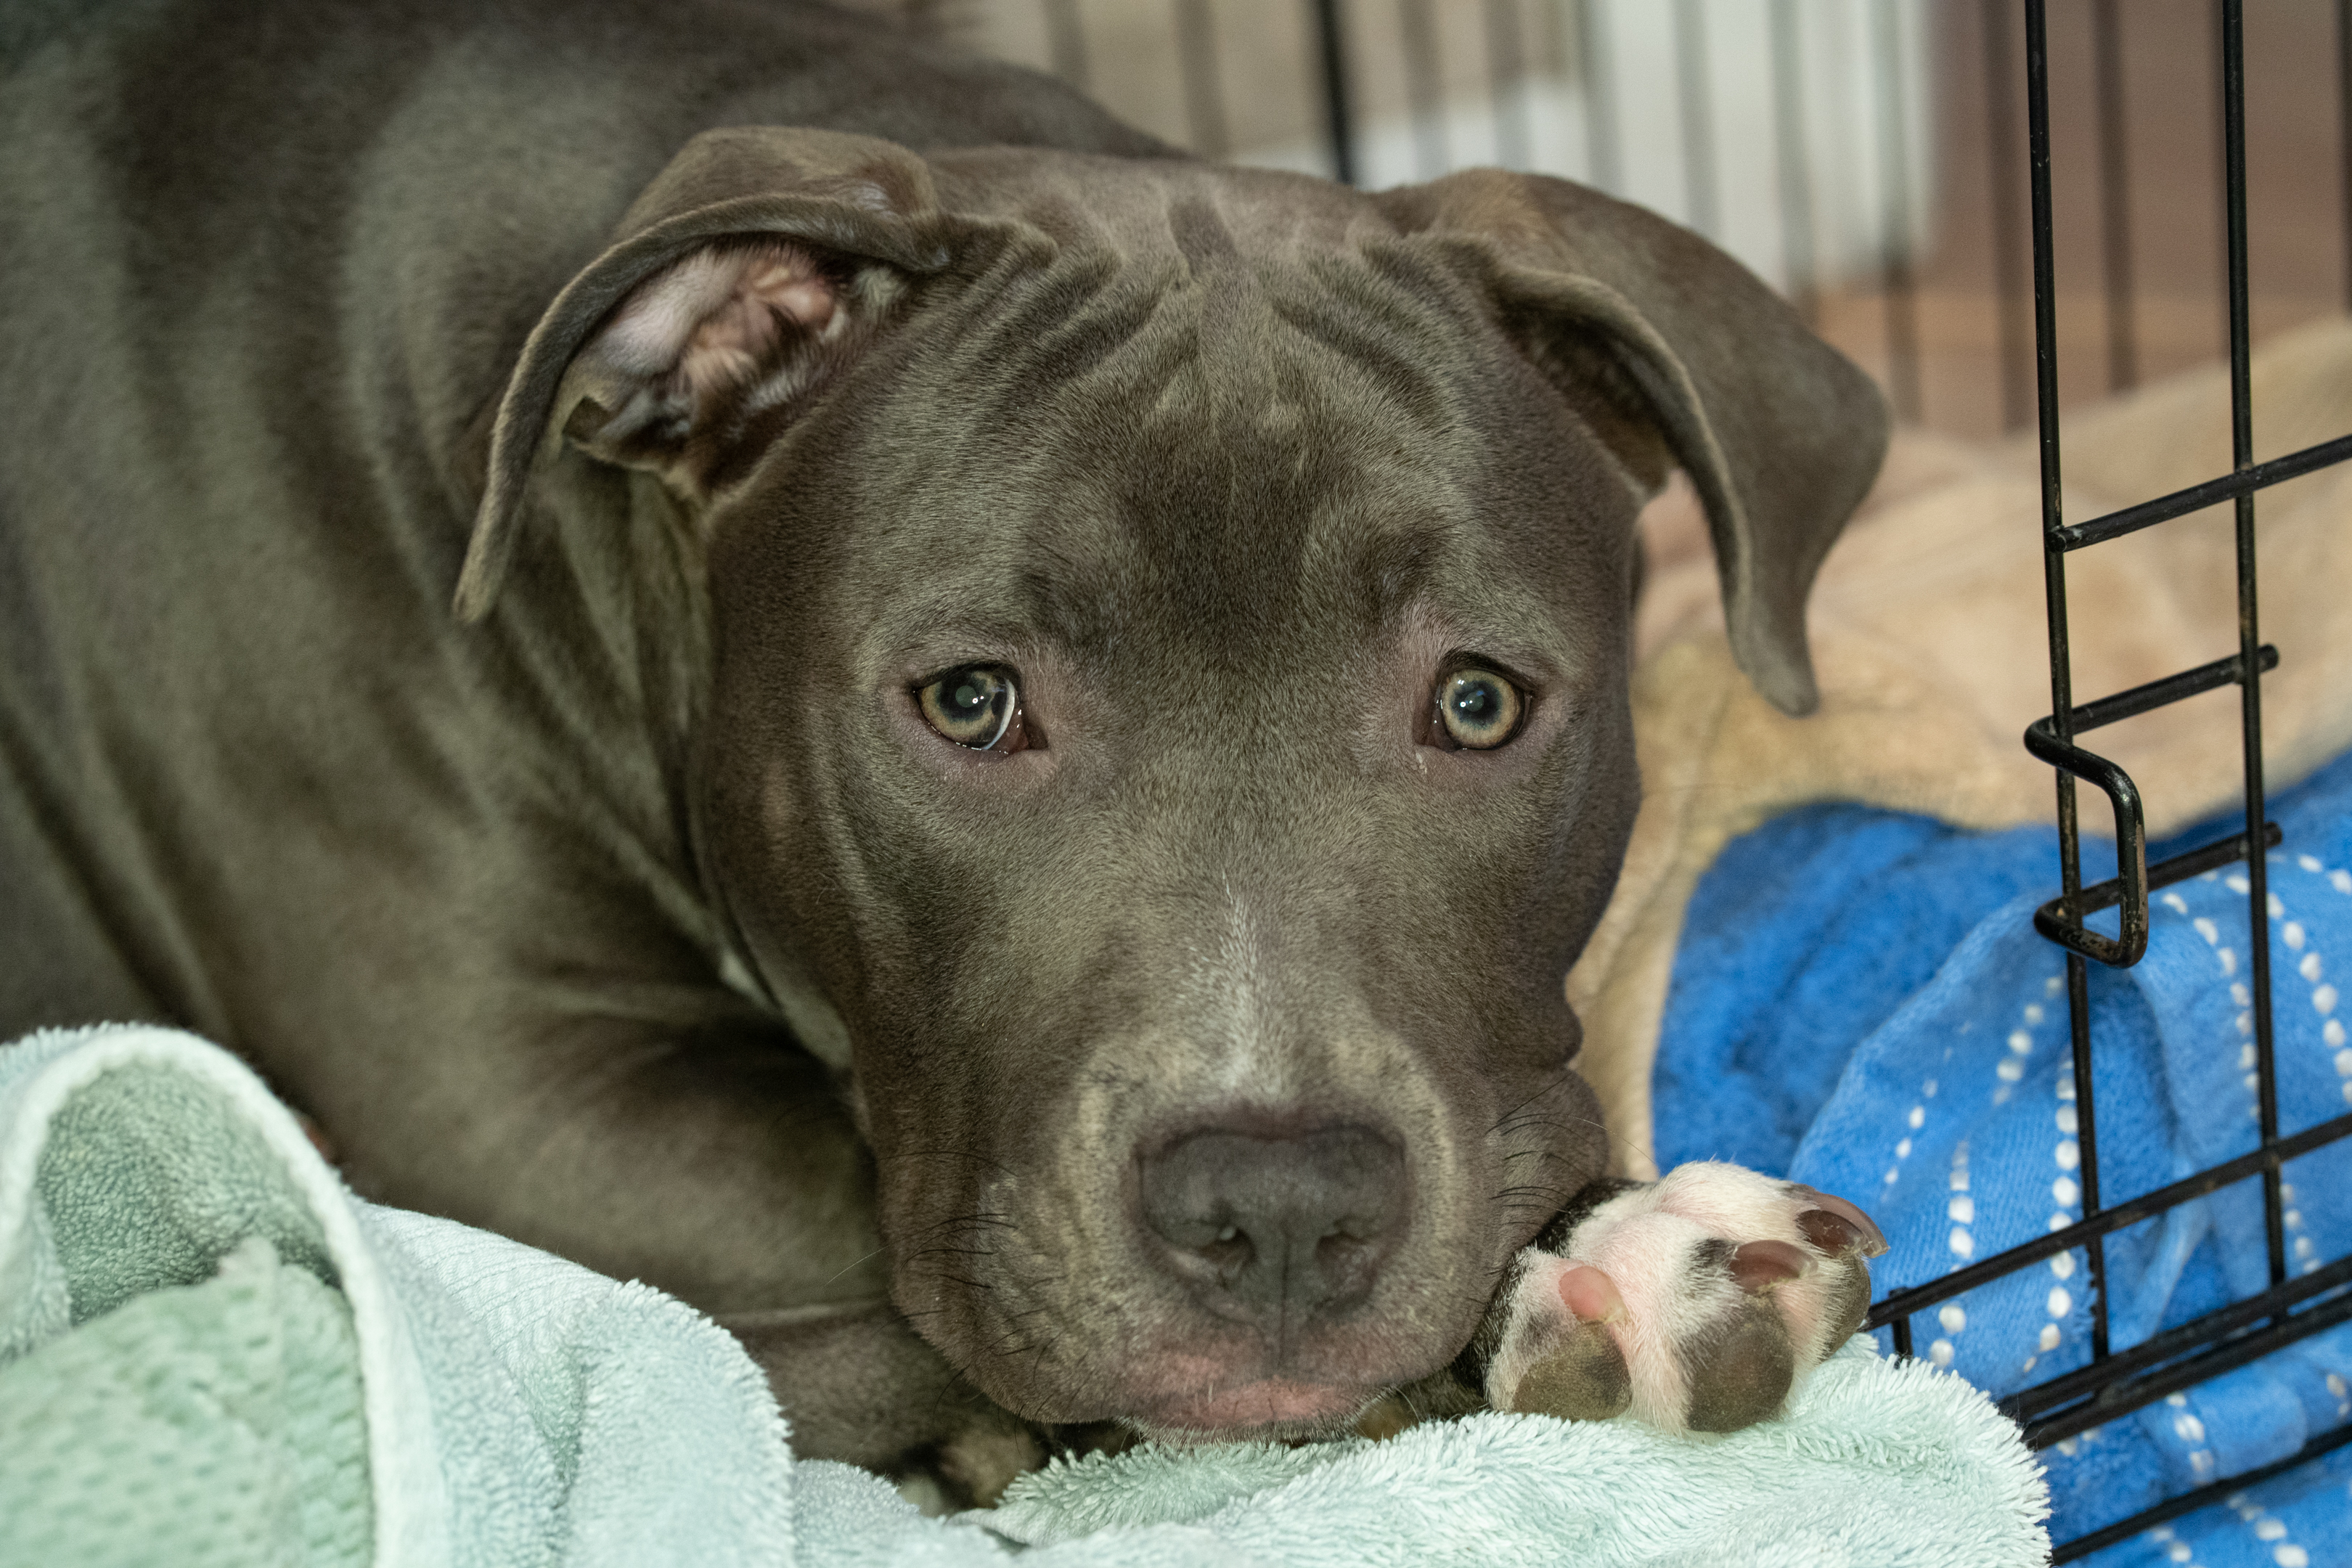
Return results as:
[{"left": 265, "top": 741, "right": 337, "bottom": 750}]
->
[
  {"left": 1376, "top": 171, "right": 1890, "bottom": 716},
  {"left": 455, "top": 128, "right": 963, "bottom": 621}
]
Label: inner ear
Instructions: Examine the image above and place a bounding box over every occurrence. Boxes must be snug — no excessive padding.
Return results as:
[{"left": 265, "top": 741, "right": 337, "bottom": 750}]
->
[
  {"left": 1506, "top": 314, "right": 1678, "bottom": 501},
  {"left": 560, "top": 238, "right": 889, "bottom": 494}
]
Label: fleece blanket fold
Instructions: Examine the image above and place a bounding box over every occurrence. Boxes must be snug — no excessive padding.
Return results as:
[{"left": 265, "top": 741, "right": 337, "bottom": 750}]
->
[
  {"left": 1653, "top": 746, "right": 2352, "bottom": 1567},
  {"left": 0, "top": 1024, "right": 794, "bottom": 1568},
  {"left": 0, "top": 1023, "right": 2047, "bottom": 1566}
]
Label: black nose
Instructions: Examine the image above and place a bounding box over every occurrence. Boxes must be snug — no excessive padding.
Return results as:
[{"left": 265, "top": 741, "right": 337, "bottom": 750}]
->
[{"left": 1138, "top": 1124, "right": 1408, "bottom": 1327}]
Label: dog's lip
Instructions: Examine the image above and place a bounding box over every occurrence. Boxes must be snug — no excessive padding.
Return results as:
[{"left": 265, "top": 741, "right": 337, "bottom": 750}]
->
[{"left": 1132, "top": 1376, "right": 1376, "bottom": 1434}]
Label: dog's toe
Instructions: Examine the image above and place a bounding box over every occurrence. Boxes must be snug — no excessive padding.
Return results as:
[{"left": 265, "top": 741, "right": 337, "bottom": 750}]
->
[
  {"left": 1512, "top": 1317, "right": 1635, "bottom": 1421},
  {"left": 1680, "top": 1287, "right": 1797, "bottom": 1432}
]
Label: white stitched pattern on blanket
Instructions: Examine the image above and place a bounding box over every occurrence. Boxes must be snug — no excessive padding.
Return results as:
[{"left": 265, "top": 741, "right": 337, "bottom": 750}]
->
[
  {"left": 2145, "top": 1520, "right": 2209, "bottom": 1566},
  {"left": 1879, "top": 1069, "right": 1941, "bottom": 1196},
  {"left": 2291, "top": 852, "right": 2351, "bottom": 1115},
  {"left": 2222, "top": 1487, "right": 2313, "bottom": 1568},
  {"left": 2210, "top": 860, "right": 2336, "bottom": 1275},
  {"left": 2175, "top": 880, "right": 2315, "bottom": 1295},
  {"left": 2033, "top": 987, "right": 2082, "bottom": 1377},
  {"left": 2269, "top": 874, "right": 2332, "bottom": 1275},
  {"left": 1993, "top": 981, "right": 2053, "bottom": 1107},
  {"left": 2166, "top": 1388, "right": 2218, "bottom": 1484},
  {"left": 1930, "top": 1138, "right": 1972, "bottom": 1368}
]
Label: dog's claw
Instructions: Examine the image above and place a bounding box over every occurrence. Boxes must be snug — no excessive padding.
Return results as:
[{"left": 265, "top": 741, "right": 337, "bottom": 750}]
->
[
  {"left": 1795, "top": 1207, "right": 1860, "bottom": 1255},
  {"left": 1729, "top": 1239, "right": 1811, "bottom": 1294},
  {"left": 1790, "top": 1186, "right": 1888, "bottom": 1257}
]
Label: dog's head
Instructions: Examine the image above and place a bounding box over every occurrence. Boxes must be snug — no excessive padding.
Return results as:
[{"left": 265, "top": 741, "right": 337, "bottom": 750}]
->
[{"left": 462, "top": 128, "right": 1886, "bottom": 1437}]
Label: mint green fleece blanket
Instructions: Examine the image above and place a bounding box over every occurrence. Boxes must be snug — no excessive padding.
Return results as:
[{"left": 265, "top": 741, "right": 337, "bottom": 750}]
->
[{"left": 0, "top": 1025, "right": 2051, "bottom": 1567}]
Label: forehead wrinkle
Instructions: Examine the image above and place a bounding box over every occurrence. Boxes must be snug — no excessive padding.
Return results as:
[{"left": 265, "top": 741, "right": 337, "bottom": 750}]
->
[
  {"left": 898, "top": 245, "right": 1511, "bottom": 676},
  {"left": 1333, "top": 518, "right": 1455, "bottom": 629},
  {"left": 1166, "top": 194, "right": 1241, "bottom": 278},
  {"left": 1261, "top": 260, "right": 1482, "bottom": 446},
  {"left": 1011, "top": 536, "right": 1135, "bottom": 661},
  {"left": 1118, "top": 310, "right": 1480, "bottom": 667},
  {"left": 992, "top": 279, "right": 1310, "bottom": 660},
  {"left": 955, "top": 254, "right": 1179, "bottom": 436}
]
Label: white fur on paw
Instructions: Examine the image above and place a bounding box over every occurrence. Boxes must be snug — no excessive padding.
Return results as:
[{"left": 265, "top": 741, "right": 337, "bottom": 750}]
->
[{"left": 1484, "top": 1161, "right": 1884, "bottom": 1434}]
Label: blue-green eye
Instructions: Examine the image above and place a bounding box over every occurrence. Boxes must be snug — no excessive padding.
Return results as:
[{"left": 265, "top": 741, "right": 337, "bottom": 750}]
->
[
  {"left": 916, "top": 665, "right": 1024, "bottom": 750},
  {"left": 1434, "top": 667, "right": 1524, "bottom": 750}
]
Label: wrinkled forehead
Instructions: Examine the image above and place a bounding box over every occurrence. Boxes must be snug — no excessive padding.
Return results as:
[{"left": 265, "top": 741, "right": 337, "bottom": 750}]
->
[{"left": 820, "top": 237, "right": 1630, "bottom": 679}]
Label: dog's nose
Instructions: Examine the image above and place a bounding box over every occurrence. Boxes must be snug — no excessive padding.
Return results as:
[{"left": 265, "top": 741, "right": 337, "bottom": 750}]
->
[{"left": 1138, "top": 1125, "right": 1407, "bottom": 1327}]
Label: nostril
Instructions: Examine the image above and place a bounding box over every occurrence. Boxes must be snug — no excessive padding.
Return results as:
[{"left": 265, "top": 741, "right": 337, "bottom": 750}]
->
[{"left": 1195, "top": 1225, "right": 1252, "bottom": 1285}]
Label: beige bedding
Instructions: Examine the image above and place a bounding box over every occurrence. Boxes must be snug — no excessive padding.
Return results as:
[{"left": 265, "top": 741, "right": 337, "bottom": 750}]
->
[{"left": 1578, "top": 316, "right": 2352, "bottom": 1177}]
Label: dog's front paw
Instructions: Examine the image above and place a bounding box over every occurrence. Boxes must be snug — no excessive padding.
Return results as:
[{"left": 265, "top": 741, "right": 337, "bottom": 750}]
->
[{"left": 1481, "top": 1161, "right": 1885, "bottom": 1434}]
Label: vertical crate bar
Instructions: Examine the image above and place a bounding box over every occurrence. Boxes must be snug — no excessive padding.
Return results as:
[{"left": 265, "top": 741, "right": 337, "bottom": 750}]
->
[
  {"left": 1486, "top": 0, "right": 1532, "bottom": 171},
  {"left": 2218, "top": 0, "right": 2287, "bottom": 1294},
  {"left": 2025, "top": 0, "right": 2112, "bottom": 1361},
  {"left": 1312, "top": 0, "right": 1357, "bottom": 186},
  {"left": 1173, "top": 0, "right": 1232, "bottom": 160}
]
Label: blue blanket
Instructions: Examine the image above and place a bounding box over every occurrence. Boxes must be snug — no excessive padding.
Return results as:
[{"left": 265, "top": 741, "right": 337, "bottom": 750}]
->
[{"left": 1654, "top": 745, "right": 2352, "bottom": 1567}]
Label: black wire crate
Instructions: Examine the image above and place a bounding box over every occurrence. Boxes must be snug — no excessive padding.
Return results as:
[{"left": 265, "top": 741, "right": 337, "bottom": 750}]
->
[{"left": 1864, "top": 4, "right": 2352, "bottom": 1556}]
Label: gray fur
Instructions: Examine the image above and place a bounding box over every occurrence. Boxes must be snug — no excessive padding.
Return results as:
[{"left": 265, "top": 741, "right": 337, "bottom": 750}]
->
[{"left": 0, "top": 0, "right": 1887, "bottom": 1482}]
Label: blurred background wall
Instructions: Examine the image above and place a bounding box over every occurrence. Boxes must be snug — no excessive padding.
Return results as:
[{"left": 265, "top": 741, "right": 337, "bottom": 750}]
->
[{"left": 934, "top": 0, "right": 2352, "bottom": 440}]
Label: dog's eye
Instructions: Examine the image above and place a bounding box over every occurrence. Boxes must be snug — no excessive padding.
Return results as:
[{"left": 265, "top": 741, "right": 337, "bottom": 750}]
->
[
  {"left": 1431, "top": 666, "right": 1525, "bottom": 751},
  {"left": 915, "top": 664, "right": 1032, "bottom": 752}
]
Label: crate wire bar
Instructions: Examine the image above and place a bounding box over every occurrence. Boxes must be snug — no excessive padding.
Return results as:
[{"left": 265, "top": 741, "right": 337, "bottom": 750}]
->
[
  {"left": 1313, "top": 0, "right": 1356, "bottom": 188},
  {"left": 1850, "top": 1, "right": 2352, "bottom": 1559}
]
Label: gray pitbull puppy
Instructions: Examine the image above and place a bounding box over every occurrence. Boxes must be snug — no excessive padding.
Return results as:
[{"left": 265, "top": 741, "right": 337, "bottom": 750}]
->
[{"left": 1, "top": 0, "right": 1888, "bottom": 1499}]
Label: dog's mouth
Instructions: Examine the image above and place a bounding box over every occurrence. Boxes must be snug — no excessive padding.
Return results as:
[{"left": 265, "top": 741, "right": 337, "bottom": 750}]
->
[
  {"left": 1122, "top": 1376, "right": 1386, "bottom": 1442},
  {"left": 1112, "top": 1352, "right": 1395, "bottom": 1440}
]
